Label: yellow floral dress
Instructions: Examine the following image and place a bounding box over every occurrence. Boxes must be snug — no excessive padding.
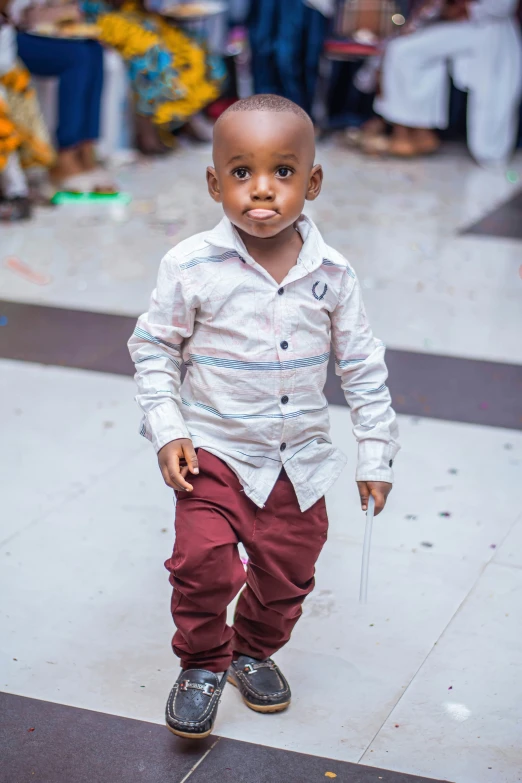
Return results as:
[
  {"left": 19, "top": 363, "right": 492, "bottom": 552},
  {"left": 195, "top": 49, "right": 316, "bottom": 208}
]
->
[
  {"left": 0, "top": 63, "right": 54, "bottom": 172},
  {"left": 84, "top": 0, "right": 226, "bottom": 127}
]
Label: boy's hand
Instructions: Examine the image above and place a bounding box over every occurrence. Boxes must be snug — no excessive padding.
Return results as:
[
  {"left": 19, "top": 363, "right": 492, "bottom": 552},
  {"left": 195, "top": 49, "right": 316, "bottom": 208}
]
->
[
  {"left": 158, "top": 439, "right": 199, "bottom": 492},
  {"left": 357, "top": 481, "right": 392, "bottom": 516}
]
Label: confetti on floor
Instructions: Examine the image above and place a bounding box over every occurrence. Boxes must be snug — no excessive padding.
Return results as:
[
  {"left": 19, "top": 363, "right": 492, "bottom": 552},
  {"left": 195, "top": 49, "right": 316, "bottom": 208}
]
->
[
  {"left": 324, "top": 773, "right": 337, "bottom": 779},
  {"left": 5, "top": 257, "right": 52, "bottom": 286},
  {"left": 0, "top": 315, "right": 7, "bottom": 326},
  {"left": 405, "top": 514, "right": 417, "bottom": 520},
  {"left": 448, "top": 468, "right": 458, "bottom": 474},
  {"left": 439, "top": 512, "right": 451, "bottom": 518},
  {"left": 421, "top": 541, "right": 434, "bottom": 548}
]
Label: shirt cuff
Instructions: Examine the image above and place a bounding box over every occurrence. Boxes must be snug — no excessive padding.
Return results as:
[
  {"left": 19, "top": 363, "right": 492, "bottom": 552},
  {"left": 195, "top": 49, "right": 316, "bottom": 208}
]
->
[
  {"left": 355, "top": 438, "right": 398, "bottom": 483},
  {"left": 144, "top": 401, "right": 191, "bottom": 453}
]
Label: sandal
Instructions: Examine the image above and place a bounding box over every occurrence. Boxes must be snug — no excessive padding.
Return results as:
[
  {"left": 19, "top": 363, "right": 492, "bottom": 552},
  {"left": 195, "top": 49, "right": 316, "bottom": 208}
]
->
[
  {"left": 56, "top": 171, "right": 118, "bottom": 195},
  {"left": 0, "top": 196, "right": 32, "bottom": 221}
]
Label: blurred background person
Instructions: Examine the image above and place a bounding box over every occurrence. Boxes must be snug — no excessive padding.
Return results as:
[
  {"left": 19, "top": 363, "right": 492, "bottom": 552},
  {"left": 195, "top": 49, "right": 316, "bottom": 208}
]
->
[
  {"left": 0, "top": 6, "right": 54, "bottom": 219},
  {"left": 12, "top": 0, "right": 113, "bottom": 190},
  {"left": 248, "top": 0, "right": 334, "bottom": 119},
  {"left": 371, "top": 0, "right": 522, "bottom": 163},
  {"left": 82, "top": 0, "right": 227, "bottom": 154}
]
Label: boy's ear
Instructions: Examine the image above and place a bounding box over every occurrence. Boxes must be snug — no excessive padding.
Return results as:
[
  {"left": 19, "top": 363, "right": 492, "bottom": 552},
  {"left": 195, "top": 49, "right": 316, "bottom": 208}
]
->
[
  {"left": 306, "top": 164, "right": 323, "bottom": 201},
  {"left": 207, "top": 166, "right": 222, "bottom": 202}
]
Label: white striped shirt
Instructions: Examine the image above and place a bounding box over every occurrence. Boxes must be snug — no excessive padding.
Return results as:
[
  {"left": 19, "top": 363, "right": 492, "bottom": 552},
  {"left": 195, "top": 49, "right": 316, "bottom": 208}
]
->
[{"left": 128, "top": 215, "right": 399, "bottom": 511}]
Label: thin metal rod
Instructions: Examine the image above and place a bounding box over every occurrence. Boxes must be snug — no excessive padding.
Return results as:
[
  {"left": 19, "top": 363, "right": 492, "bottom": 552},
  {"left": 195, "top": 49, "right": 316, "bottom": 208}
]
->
[{"left": 359, "top": 495, "right": 375, "bottom": 604}]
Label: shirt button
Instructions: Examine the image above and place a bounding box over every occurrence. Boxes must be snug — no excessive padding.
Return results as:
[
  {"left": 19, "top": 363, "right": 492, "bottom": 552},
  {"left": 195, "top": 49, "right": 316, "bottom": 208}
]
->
[
  {"left": 389, "top": 459, "right": 393, "bottom": 467},
  {"left": 278, "top": 287, "right": 284, "bottom": 295},
  {"left": 280, "top": 340, "right": 288, "bottom": 350},
  {"left": 281, "top": 395, "right": 289, "bottom": 405},
  {"left": 280, "top": 443, "right": 287, "bottom": 452}
]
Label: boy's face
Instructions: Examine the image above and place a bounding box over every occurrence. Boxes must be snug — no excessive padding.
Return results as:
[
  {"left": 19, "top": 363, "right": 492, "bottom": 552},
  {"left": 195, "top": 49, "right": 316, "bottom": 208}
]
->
[{"left": 207, "top": 110, "right": 322, "bottom": 239}]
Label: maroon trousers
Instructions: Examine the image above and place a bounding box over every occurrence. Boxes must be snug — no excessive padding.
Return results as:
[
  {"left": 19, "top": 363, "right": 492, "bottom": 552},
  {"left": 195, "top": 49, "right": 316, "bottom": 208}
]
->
[{"left": 164, "top": 450, "right": 329, "bottom": 672}]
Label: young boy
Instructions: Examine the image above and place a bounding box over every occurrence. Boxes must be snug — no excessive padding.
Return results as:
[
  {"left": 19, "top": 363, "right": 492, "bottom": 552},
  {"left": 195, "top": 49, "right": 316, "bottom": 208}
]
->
[{"left": 129, "top": 94, "right": 399, "bottom": 740}]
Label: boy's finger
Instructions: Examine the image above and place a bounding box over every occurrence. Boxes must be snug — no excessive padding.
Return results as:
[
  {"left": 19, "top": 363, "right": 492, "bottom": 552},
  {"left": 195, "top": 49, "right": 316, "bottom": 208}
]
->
[
  {"left": 164, "top": 456, "right": 193, "bottom": 492},
  {"left": 182, "top": 443, "right": 199, "bottom": 475},
  {"left": 159, "top": 461, "right": 176, "bottom": 489},
  {"left": 357, "top": 481, "right": 369, "bottom": 511},
  {"left": 170, "top": 470, "right": 194, "bottom": 492},
  {"left": 371, "top": 489, "right": 386, "bottom": 516}
]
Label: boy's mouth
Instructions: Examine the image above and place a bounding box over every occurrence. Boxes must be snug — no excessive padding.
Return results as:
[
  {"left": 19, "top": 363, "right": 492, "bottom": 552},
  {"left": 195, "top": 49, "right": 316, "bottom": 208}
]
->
[{"left": 245, "top": 209, "right": 278, "bottom": 221}]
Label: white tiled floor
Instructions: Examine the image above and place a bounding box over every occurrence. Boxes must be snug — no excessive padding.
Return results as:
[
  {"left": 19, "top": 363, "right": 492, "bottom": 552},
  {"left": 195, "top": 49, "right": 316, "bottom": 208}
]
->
[
  {"left": 1, "top": 360, "right": 522, "bottom": 782},
  {"left": 1, "top": 142, "right": 522, "bottom": 782},
  {"left": 361, "top": 562, "right": 522, "bottom": 783},
  {"left": 1, "top": 144, "right": 521, "bottom": 362}
]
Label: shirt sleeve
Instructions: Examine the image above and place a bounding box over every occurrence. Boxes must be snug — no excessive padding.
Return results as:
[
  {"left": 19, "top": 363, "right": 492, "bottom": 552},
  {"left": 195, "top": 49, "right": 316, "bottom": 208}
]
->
[
  {"left": 331, "top": 268, "right": 400, "bottom": 483},
  {"left": 128, "top": 251, "right": 195, "bottom": 453},
  {"left": 468, "top": 0, "right": 518, "bottom": 22}
]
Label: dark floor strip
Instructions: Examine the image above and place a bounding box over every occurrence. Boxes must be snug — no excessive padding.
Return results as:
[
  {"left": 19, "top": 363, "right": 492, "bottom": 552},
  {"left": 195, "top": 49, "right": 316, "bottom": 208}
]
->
[
  {"left": 1, "top": 299, "right": 521, "bottom": 430},
  {"left": 0, "top": 692, "right": 450, "bottom": 783},
  {"left": 0, "top": 300, "right": 136, "bottom": 376},
  {"left": 461, "top": 189, "right": 522, "bottom": 240}
]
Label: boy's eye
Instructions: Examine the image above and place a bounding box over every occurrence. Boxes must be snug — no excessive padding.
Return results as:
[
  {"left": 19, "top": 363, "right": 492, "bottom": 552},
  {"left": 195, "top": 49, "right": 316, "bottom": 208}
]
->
[
  {"left": 233, "top": 168, "right": 250, "bottom": 180},
  {"left": 276, "top": 167, "right": 293, "bottom": 178}
]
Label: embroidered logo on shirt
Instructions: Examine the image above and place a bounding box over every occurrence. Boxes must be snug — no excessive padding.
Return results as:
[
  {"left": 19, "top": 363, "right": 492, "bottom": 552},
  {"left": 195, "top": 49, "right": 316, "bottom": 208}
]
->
[{"left": 312, "top": 281, "right": 328, "bottom": 301}]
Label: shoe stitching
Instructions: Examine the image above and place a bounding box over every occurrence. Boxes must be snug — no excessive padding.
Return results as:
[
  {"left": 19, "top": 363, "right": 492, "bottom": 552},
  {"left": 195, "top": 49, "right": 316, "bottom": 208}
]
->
[
  {"left": 233, "top": 667, "right": 290, "bottom": 700},
  {"left": 167, "top": 689, "right": 220, "bottom": 727},
  {"left": 166, "top": 677, "right": 223, "bottom": 727}
]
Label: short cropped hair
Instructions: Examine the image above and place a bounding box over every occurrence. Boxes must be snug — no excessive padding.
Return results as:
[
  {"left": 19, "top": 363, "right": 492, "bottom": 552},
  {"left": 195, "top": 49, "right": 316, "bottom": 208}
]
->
[{"left": 215, "top": 94, "right": 313, "bottom": 129}]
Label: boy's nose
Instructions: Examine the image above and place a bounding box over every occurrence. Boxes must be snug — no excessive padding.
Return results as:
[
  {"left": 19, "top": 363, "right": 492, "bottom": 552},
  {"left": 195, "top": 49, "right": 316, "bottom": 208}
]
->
[{"left": 251, "top": 176, "right": 275, "bottom": 201}]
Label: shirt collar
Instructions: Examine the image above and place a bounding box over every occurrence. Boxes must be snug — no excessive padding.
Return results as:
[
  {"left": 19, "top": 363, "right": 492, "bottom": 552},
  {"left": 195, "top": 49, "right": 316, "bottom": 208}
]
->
[{"left": 204, "top": 214, "right": 326, "bottom": 274}]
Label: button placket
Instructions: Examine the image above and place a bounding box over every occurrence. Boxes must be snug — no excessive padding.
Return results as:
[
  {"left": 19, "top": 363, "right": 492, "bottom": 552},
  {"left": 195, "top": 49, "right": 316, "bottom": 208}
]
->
[{"left": 276, "top": 280, "right": 294, "bottom": 459}]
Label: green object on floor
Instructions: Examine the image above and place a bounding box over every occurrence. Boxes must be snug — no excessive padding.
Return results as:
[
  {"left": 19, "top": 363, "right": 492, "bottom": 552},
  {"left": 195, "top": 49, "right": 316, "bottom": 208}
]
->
[{"left": 51, "top": 192, "right": 131, "bottom": 205}]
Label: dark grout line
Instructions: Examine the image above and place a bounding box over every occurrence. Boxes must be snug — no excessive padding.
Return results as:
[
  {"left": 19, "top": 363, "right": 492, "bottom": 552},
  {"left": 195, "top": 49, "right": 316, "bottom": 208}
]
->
[{"left": 178, "top": 738, "right": 222, "bottom": 783}]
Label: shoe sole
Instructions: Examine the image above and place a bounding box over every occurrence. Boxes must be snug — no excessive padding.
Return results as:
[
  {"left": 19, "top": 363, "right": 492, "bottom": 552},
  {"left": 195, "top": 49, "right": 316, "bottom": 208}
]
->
[
  {"left": 227, "top": 675, "right": 291, "bottom": 713},
  {"left": 166, "top": 723, "right": 213, "bottom": 740}
]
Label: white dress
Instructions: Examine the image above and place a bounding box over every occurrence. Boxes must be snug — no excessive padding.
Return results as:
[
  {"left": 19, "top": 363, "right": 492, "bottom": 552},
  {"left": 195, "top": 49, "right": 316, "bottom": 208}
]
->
[{"left": 374, "top": 0, "right": 522, "bottom": 164}]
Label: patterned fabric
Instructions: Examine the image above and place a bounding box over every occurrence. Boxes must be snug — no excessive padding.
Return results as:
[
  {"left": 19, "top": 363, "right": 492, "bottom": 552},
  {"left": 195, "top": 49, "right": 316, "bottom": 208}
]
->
[
  {"left": 128, "top": 215, "right": 400, "bottom": 512},
  {"left": 0, "top": 62, "right": 54, "bottom": 172},
  {"left": 333, "top": 0, "right": 400, "bottom": 39},
  {"left": 83, "top": 0, "right": 226, "bottom": 126}
]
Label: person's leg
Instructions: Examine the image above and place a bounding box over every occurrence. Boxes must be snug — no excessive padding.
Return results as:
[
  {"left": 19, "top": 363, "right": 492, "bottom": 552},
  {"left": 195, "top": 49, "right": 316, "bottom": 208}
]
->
[
  {"left": 374, "top": 22, "right": 478, "bottom": 132},
  {"left": 0, "top": 152, "right": 32, "bottom": 221},
  {"left": 1, "top": 151, "right": 28, "bottom": 198},
  {"left": 17, "top": 34, "right": 91, "bottom": 150},
  {"left": 165, "top": 450, "right": 252, "bottom": 673},
  {"left": 275, "top": 0, "right": 307, "bottom": 110},
  {"left": 77, "top": 41, "right": 104, "bottom": 171},
  {"left": 303, "top": 6, "right": 328, "bottom": 118},
  {"left": 233, "top": 471, "right": 328, "bottom": 660},
  {"left": 465, "top": 24, "right": 522, "bottom": 165},
  {"left": 248, "top": 0, "right": 280, "bottom": 95}
]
